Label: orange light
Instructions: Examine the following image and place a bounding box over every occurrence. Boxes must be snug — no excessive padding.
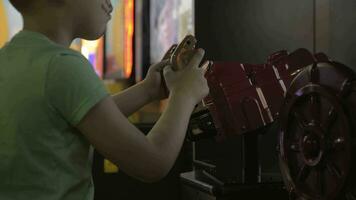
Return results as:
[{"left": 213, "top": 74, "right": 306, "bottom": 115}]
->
[
  {"left": 124, "top": 0, "right": 134, "bottom": 78},
  {"left": 0, "top": 1, "right": 9, "bottom": 47}
]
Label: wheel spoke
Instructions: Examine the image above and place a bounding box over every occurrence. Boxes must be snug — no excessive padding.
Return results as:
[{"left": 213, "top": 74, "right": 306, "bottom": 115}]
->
[
  {"left": 290, "top": 142, "right": 301, "bottom": 153},
  {"left": 309, "top": 94, "right": 321, "bottom": 123},
  {"left": 297, "top": 164, "right": 311, "bottom": 183},
  {"left": 316, "top": 168, "right": 325, "bottom": 196},
  {"left": 323, "top": 106, "right": 337, "bottom": 131},
  {"left": 326, "top": 161, "right": 342, "bottom": 179},
  {"left": 329, "top": 137, "right": 345, "bottom": 152},
  {"left": 310, "top": 64, "right": 319, "bottom": 83},
  {"left": 288, "top": 187, "right": 297, "bottom": 200},
  {"left": 292, "top": 110, "right": 308, "bottom": 131},
  {"left": 339, "top": 80, "right": 352, "bottom": 97}
]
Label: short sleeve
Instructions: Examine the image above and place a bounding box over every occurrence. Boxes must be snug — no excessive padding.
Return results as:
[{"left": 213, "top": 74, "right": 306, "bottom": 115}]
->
[{"left": 45, "top": 52, "right": 109, "bottom": 125}]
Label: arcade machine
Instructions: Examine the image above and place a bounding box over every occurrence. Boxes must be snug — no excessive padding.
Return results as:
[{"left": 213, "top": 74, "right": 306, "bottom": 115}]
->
[
  {"left": 183, "top": 47, "right": 356, "bottom": 200},
  {"left": 179, "top": 0, "right": 356, "bottom": 199}
]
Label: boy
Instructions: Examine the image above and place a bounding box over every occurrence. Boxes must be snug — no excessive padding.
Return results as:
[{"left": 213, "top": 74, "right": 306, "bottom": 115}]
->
[{"left": 0, "top": 0, "right": 209, "bottom": 199}]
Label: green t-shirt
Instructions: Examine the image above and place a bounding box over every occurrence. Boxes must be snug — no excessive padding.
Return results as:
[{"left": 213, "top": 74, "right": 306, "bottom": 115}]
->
[{"left": 0, "top": 30, "right": 109, "bottom": 200}]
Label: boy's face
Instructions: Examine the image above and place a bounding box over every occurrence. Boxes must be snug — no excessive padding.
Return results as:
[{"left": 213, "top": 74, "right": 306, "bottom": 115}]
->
[{"left": 67, "top": 0, "right": 113, "bottom": 40}]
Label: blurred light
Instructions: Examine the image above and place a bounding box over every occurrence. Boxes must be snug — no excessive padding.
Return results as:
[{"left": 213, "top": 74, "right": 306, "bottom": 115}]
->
[
  {"left": 81, "top": 38, "right": 104, "bottom": 78},
  {"left": 124, "top": 0, "right": 134, "bottom": 78}
]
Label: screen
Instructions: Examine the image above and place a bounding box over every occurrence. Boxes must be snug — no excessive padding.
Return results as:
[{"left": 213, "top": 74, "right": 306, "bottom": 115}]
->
[
  {"left": 150, "top": 0, "right": 194, "bottom": 63},
  {"left": 105, "top": 0, "right": 135, "bottom": 79}
]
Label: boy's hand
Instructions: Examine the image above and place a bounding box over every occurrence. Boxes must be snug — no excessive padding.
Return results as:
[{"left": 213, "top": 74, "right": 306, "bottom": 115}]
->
[
  {"left": 142, "top": 48, "right": 209, "bottom": 103},
  {"left": 163, "top": 48, "right": 210, "bottom": 104},
  {"left": 142, "top": 60, "right": 170, "bottom": 102}
]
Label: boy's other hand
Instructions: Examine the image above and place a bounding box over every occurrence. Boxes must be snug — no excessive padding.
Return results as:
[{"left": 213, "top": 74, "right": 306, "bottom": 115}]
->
[{"left": 142, "top": 60, "right": 170, "bottom": 102}]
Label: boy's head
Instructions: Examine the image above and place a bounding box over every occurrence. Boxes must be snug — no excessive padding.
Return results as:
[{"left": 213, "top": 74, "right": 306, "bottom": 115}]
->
[{"left": 9, "top": 0, "right": 113, "bottom": 41}]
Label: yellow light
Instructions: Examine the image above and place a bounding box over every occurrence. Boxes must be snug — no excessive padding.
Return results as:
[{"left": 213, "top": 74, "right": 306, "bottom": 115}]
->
[
  {"left": 0, "top": 1, "right": 9, "bottom": 47},
  {"left": 124, "top": 0, "right": 134, "bottom": 78},
  {"left": 104, "top": 159, "right": 119, "bottom": 173}
]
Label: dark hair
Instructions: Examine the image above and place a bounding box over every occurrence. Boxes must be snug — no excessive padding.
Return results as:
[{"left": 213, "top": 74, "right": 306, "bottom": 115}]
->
[{"left": 9, "top": 0, "right": 33, "bottom": 13}]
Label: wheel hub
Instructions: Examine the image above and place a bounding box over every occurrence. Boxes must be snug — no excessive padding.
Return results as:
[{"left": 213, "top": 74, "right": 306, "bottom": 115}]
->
[{"left": 301, "top": 131, "right": 323, "bottom": 166}]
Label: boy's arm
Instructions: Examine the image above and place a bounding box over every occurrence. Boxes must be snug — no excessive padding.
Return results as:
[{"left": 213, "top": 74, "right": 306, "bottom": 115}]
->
[
  {"left": 111, "top": 61, "right": 168, "bottom": 117},
  {"left": 111, "top": 82, "right": 151, "bottom": 117},
  {"left": 77, "top": 92, "right": 195, "bottom": 182},
  {"left": 77, "top": 50, "right": 208, "bottom": 182}
]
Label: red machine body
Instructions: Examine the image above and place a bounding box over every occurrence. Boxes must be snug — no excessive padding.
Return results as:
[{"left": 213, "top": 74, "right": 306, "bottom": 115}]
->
[
  {"left": 203, "top": 49, "right": 321, "bottom": 140},
  {"left": 197, "top": 48, "right": 356, "bottom": 199}
]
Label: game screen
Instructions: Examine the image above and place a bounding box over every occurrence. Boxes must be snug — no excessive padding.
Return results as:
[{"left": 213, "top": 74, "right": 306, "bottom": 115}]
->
[
  {"left": 150, "top": 0, "right": 194, "bottom": 63},
  {"left": 104, "top": 0, "right": 134, "bottom": 79}
]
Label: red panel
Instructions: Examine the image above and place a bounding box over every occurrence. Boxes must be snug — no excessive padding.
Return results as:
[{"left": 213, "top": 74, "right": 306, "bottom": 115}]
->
[{"left": 204, "top": 48, "right": 318, "bottom": 138}]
